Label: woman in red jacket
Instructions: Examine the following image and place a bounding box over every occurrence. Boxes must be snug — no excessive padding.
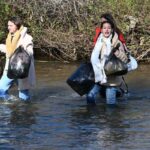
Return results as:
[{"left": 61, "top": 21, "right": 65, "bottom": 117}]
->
[{"left": 93, "top": 13, "right": 126, "bottom": 48}]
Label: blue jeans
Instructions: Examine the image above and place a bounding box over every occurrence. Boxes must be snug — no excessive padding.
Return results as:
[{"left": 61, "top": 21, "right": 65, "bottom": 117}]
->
[
  {"left": 0, "top": 71, "right": 30, "bottom": 100},
  {"left": 86, "top": 84, "right": 117, "bottom": 105}
]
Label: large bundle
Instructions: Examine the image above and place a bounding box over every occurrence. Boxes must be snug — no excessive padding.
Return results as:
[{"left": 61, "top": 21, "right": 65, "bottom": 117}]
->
[
  {"left": 67, "top": 63, "right": 95, "bottom": 96},
  {"left": 7, "top": 46, "right": 31, "bottom": 79}
]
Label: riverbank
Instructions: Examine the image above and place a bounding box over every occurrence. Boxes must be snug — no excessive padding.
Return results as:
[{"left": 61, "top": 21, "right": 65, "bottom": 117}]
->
[{"left": 0, "top": 0, "right": 149, "bottom": 62}]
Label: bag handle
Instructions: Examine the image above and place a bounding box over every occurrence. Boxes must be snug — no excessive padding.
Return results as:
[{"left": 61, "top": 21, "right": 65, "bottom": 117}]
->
[{"left": 121, "top": 76, "right": 129, "bottom": 94}]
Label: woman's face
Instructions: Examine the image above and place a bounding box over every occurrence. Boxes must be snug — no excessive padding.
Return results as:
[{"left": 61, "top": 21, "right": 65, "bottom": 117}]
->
[
  {"left": 8, "top": 21, "right": 18, "bottom": 34},
  {"left": 101, "top": 23, "right": 112, "bottom": 38}
]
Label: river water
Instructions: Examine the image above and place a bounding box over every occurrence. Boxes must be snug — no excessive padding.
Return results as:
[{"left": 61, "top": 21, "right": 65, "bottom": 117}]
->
[{"left": 0, "top": 62, "right": 150, "bottom": 150}]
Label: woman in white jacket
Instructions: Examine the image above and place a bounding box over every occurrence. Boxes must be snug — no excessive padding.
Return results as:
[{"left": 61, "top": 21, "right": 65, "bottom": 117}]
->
[
  {"left": 87, "top": 20, "right": 128, "bottom": 105},
  {"left": 0, "top": 17, "right": 36, "bottom": 101}
]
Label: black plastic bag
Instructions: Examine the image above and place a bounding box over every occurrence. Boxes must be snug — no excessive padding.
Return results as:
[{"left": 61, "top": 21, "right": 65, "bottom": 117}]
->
[
  {"left": 104, "top": 43, "right": 128, "bottom": 76},
  {"left": 104, "top": 54, "right": 128, "bottom": 76},
  {"left": 66, "top": 63, "right": 95, "bottom": 96},
  {"left": 7, "top": 46, "right": 31, "bottom": 79}
]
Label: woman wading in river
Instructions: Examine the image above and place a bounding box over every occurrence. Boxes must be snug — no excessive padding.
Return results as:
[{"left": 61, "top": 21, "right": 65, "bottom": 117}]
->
[{"left": 0, "top": 16, "right": 36, "bottom": 101}]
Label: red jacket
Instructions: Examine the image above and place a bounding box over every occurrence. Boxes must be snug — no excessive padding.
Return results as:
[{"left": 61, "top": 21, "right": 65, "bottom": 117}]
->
[{"left": 93, "top": 27, "right": 126, "bottom": 46}]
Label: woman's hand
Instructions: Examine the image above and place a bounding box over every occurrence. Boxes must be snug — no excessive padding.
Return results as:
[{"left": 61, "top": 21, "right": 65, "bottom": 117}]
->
[{"left": 114, "top": 50, "right": 128, "bottom": 63}]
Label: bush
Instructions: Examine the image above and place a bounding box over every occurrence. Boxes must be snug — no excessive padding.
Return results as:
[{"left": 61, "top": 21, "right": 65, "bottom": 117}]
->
[{"left": 0, "top": 0, "right": 149, "bottom": 62}]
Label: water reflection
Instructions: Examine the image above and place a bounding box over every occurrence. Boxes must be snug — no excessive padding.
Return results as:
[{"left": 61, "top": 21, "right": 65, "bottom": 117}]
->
[
  {"left": 9, "top": 102, "right": 36, "bottom": 126},
  {"left": 69, "top": 104, "right": 130, "bottom": 149},
  {"left": 0, "top": 102, "right": 37, "bottom": 150}
]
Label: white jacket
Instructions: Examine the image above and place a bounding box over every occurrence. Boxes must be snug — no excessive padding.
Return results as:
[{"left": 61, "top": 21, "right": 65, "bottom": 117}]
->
[
  {"left": 0, "top": 27, "right": 36, "bottom": 90},
  {"left": 91, "top": 33, "right": 127, "bottom": 86}
]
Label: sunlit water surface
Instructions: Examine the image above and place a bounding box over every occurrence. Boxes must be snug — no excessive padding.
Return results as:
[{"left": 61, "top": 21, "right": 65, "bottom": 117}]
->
[{"left": 0, "top": 62, "right": 149, "bottom": 150}]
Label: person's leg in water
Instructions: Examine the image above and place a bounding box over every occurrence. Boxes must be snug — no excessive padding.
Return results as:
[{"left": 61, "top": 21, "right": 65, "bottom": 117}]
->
[
  {"left": 19, "top": 89, "right": 30, "bottom": 101},
  {"left": 106, "top": 86, "right": 117, "bottom": 106},
  {"left": 86, "top": 84, "right": 101, "bottom": 104},
  {"left": 0, "top": 71, "right": 14, "bottom": 99},
  {"left": 0, "top": 71, "right": 30, "bottom": 101}
]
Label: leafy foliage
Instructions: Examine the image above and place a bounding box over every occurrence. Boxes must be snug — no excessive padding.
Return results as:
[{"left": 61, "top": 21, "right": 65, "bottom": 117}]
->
[{"left": 0, "top": 0, "right": 149, "bottom": 62}]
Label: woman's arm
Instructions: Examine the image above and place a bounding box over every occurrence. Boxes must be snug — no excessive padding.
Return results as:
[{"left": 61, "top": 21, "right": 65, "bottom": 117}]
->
[
  {"left": 114, "top": 42, "right": 128, "bottom": 63},
  {"left": 22, "top": 34, "right": 34, "bottom": 56},
  {"left": 26, "top": 43, "right": 33, "bottom": 56}
]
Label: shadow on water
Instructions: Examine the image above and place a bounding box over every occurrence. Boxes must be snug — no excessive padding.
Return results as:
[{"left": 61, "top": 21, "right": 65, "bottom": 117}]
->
[{"left": 0, "top": 61, "right": 149, "bottom": 150}]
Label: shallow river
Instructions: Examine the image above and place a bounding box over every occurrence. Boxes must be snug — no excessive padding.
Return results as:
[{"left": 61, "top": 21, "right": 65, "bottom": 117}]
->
[{"left": 0, "top": 62, "right": 150, "bottom": 150}]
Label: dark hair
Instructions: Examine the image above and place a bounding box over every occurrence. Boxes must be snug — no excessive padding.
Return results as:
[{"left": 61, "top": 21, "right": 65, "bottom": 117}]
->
[
  {"left": 101, "top": 13, "right": 115, "bottom": 22},
  {"left": 100, "top": 20, "right": 114, "bottom": 30},
  {"left": 100, "top": 13, "right": 121, "bottom": 35},
  {"left": 9, "top": 16, "right": 22, "bottom": 29}
]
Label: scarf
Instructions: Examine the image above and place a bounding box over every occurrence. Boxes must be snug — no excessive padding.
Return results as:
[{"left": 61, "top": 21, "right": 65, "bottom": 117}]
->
[
  {"left": 91, "top": 33, "right": 112, "bottom": 84},
  {"left": 6, "top": 26, "right": 24, "bottom": 58}
]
